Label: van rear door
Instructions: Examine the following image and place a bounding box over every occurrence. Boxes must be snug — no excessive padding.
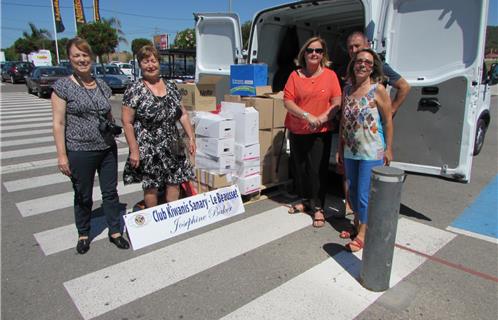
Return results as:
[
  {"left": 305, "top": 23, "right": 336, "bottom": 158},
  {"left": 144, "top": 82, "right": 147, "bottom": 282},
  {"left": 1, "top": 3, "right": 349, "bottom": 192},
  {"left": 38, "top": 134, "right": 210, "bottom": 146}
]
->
[
  {"left": 194, "top": 13, "right": 242, "bottom": 82},
  {"left": 379, "top": 0, "right": 489, "bottom": 182}
]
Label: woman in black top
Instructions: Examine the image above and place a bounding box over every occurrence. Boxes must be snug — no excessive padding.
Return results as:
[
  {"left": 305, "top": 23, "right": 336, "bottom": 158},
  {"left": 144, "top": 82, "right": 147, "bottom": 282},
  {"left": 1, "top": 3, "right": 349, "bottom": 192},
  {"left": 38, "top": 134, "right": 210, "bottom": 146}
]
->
[
  {"left": 121, "top": 45, "right": 196, "bottom": 208},
  {"left": 52, "top": 37, "right": 129, "bottom": 254}
]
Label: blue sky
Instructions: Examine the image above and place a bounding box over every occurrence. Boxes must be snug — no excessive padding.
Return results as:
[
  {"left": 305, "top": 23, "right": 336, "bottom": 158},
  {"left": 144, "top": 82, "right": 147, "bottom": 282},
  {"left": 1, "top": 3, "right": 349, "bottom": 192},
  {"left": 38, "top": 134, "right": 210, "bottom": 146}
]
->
[{"left": 1, "top": 0, "right": 497, "bottom": 51}]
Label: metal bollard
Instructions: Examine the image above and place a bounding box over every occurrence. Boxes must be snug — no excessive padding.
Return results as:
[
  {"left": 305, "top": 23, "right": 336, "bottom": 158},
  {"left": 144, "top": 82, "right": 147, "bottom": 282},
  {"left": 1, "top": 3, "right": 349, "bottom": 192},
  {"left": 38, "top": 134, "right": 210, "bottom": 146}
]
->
[{"left": 360, "top": 166, "right": 405, "bottom": 292}]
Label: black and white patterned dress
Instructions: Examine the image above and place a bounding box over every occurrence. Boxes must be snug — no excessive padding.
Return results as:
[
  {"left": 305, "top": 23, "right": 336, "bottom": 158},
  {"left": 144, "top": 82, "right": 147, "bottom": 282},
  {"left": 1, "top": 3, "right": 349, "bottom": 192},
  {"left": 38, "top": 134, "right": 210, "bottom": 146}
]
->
[{"left": 122, "top": 80, "right": 194, "bottom": 190}]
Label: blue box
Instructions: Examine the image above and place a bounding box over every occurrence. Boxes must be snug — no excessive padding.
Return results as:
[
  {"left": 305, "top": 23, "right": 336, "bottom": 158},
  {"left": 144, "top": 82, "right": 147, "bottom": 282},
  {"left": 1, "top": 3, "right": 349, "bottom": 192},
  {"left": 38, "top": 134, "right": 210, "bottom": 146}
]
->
[{"left": 230, "top": 64, "right": 268, "bottom": 96}]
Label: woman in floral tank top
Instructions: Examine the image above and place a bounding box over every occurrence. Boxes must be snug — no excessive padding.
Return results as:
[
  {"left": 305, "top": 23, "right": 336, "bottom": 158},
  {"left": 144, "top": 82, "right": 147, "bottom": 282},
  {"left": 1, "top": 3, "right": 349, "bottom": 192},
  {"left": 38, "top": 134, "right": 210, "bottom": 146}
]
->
[{"left": 338, "top": 48, "right": 394, "bottom": 252}]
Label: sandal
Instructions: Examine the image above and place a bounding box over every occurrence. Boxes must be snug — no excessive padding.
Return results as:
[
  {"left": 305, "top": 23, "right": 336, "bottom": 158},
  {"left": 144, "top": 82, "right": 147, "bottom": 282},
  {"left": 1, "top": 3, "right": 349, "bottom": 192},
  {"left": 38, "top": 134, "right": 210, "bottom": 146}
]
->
[
  {"left": 345, "top": 238, "right": 364, "bottom": 252},
  {"left": 312, "top": 209, "right": 326, "bottom": 228},
  {"left": 288, "top": 203, "right": 306, "bottom": 214}
]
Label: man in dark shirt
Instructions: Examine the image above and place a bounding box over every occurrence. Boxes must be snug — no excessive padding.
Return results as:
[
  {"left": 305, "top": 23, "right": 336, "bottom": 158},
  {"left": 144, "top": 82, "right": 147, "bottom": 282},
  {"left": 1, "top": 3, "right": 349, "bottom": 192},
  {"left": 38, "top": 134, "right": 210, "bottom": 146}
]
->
[{"left": 346, "top": 31, "right": 411, "bottom": 114}]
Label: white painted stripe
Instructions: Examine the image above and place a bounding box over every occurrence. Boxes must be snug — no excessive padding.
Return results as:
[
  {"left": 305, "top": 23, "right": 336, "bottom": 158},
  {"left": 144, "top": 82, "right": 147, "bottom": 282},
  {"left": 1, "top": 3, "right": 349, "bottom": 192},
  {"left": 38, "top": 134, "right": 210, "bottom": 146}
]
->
[
  {"left": 0, "top": 108, "right": 51, "bottom": 114},
  {"left": 0, "top": 103, "right": 50, "bottom": 108},
  {"left": 0, "top": 147, "right": 128, "bottom": 174},
  {"left": 1, "top": 145, "right": 55, "bottom": 159},
  {"left": 34, "top": 209, "right": 133, "bottom": 256},
  {"left": 63, "top": 207, "right": 311, "bottom": 320},
  {"left": 17, "top": 182, "right": 142, "bottom": 217},
  {"left": 221, "top": 218, "right": 456, "bottom": 320},
  {"left": 1, "top": 136, "right": 53, "bottom": 147},
  {"left": 0, "top": 128, "right": 52, "bottom": 137},
  {"left": 0, "top": 116, "right": 52, "bottom": 124},
  {"left": 446, "top": 226, "right": 498, "bottom": 244},
  {"left": 1, "top": 112, "right": 52, "bottom": 119},
  {"left": 1, "top": 122, "right": 52, "bottom": 131},
  {"left": 4, "top": 161, "right": 126, "bottom": 192}
]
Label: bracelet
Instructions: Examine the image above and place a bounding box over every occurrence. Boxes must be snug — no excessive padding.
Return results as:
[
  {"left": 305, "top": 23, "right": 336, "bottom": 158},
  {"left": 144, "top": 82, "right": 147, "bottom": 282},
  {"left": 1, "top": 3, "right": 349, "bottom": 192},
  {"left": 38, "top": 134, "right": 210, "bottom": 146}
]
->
[{"left": 302, "top": 112, "right": 309, "bottom": 119}]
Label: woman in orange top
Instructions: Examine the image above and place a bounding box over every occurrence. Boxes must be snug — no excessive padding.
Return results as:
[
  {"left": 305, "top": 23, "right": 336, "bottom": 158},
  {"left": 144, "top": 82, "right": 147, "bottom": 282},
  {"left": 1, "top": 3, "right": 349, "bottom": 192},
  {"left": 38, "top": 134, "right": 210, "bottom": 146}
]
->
[{"left": 284, "top": 36, "right": 342, "bottom": 227}]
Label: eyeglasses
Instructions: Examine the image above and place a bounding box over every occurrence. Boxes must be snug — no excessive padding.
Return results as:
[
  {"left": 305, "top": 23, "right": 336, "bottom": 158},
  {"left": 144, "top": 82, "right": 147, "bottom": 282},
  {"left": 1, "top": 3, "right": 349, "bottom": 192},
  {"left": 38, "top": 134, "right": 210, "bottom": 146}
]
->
[
  {"left": 305, "top": 47, "right": 324, "bottom": 54},
  {"left": 354, "top": 58, "right": 374, "bottom": 67}
]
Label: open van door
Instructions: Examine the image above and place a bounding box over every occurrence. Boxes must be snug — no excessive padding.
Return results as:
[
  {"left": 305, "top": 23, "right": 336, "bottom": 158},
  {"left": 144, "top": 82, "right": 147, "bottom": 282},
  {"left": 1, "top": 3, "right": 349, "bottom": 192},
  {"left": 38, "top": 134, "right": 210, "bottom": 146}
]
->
[
  {"left": 379, "top": 0, "right": 489, "bottom": 182},
  {"left": 194, "top": 13, "right": 243, "bottom": 82}
]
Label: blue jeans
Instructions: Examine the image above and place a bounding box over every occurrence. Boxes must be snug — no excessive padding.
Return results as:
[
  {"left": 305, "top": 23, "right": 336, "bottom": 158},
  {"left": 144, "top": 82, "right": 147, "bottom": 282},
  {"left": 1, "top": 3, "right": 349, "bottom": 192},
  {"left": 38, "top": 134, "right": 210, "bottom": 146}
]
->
[{"left": 344, "top": 158, "right": 384, "bottom": 224}]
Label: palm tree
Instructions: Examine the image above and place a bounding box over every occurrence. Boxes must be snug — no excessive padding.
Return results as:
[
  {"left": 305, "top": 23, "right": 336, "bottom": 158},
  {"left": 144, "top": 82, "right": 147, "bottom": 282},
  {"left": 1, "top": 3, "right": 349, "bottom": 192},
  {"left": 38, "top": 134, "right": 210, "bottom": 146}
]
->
[
  {"left": 22, "top": 22, "right": 51, "bottom": 51},
  {"left": 101, "top": 17, "right": 128, "bottom": 61}
]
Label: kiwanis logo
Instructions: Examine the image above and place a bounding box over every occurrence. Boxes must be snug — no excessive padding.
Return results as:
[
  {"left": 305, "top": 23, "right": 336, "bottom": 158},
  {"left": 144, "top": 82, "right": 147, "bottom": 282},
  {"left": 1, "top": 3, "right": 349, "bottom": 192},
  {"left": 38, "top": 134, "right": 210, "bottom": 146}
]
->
[{"left": 134, "top": 214, "right": 146, "bottom": 226}]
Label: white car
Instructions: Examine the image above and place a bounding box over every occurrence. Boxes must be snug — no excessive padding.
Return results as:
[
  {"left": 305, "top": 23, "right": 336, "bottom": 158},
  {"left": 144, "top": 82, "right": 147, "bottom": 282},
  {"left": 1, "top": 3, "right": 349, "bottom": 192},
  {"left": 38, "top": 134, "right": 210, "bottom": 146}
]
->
[{"left": 115, "top": 62, "right": 133, "bottom": 80}]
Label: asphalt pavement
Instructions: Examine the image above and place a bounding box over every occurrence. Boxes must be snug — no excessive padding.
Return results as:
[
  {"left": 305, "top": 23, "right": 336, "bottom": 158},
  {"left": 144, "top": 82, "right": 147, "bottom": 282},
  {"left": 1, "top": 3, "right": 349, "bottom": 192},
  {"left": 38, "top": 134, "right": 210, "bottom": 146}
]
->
[{"left": 1, "top": 81, "right": 497, "bottom": 320}]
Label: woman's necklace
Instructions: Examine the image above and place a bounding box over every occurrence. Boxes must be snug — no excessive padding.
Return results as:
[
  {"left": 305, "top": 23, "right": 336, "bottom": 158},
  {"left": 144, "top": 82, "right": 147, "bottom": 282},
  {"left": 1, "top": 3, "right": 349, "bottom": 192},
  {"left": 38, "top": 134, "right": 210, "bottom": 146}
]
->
[{"left": 73, "top": 73, "right": 96, "bottom": 88}]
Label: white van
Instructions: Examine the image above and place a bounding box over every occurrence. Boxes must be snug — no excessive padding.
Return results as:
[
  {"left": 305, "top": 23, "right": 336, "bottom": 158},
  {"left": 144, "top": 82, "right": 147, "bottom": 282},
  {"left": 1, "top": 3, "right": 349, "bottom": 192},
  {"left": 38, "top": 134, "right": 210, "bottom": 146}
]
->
[{"left": 195, "top": 0, "right": 491, "bottom": 182}]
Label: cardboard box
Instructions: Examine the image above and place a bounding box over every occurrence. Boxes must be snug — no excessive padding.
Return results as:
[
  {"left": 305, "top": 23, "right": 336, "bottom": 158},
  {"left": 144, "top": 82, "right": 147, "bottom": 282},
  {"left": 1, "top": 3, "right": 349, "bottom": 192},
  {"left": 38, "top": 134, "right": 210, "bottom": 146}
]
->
[
  {"left": 196, "top": 169, "right": 233, "bottom": 188},
  {"left": 220, "top": 102, "right": 259, "bottom": 146},
  {"left": 259, "top": 129, "right": 273, "bottom": 159},
  {"left": 242, "top": 97, "right": 273, "bottom": 129},
  {"left": 224, "top": 94, "right": 242, "bottom": 102},
  {"left": 272, "top": 98, "right": 286, "bottom": 128},
  {"left": 177, "top": 83, "right": 217, "bottom": 111},
  {"left": 195, "top": 151, "right": 235, "bottom": 171},
  {"left": 196, "top": 137, "right": 234, "bottom": 157},
  {"left": 235, "top": 174, "right": 261, "bottom": 195},
  {"left": 271, "top": 127, "right": 287, "bottom": 155},
  {"left": 230, "top": 64, "right": 268, "bottom": 96},
  {"left": 194, "top": 112, "right": 235, "bottom": 139},
  {"left": 234, "top": 143, "right": 260, "bottom": 163},
  {"left": 235, "top": 162, "right": 260, "bottom": 178}
]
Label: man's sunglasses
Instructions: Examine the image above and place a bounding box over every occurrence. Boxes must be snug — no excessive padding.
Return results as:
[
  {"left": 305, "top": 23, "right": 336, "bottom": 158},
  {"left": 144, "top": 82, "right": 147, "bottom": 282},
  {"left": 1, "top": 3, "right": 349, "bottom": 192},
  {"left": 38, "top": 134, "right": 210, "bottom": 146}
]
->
[{"left": 305, "top": 47, "right": 324, "bottom": 54}]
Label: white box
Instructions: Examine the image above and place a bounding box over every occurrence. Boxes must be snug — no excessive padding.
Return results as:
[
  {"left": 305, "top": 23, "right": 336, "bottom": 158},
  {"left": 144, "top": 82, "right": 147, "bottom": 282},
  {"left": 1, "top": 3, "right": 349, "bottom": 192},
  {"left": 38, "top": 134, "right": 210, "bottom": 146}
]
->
[
  {"left": 235, "top": 174, "right": 261, "bottom": 195},
  {"left": 195, "top": 151, "right": 235, "bottom": 171},
  {"left": 235, "top": 162, "right": 260, "bottom": 178},
  {"left": 197, "top": 137, "right": 234, "bottom": 157},
  {"left": 193, "top": 112, "right": 235, "bottom": 139},
  {"left": 234, "top": 143, "right": 260, "bottom": 163},
  {"left": 221, "top": 102, "right": 259, "bottom": 146}
]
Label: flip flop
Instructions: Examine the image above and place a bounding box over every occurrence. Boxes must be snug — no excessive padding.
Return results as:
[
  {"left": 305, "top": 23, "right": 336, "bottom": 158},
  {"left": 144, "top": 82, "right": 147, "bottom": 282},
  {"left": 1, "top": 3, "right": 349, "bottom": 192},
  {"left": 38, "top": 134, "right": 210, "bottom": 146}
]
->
[
  {"left": 312, "top": 210, "right": 326, "bottom": 228},
  {"left": 345, "top": 238, "right": 364, "bottom": 252},
  {"left": 288, "top": 203, "right": 306, "bottom": 214}
]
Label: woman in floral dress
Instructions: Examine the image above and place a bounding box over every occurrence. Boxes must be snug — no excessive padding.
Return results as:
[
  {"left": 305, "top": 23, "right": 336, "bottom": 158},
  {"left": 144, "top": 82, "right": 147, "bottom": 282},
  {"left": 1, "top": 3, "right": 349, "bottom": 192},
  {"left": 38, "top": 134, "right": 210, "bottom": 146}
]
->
[
  {"left": 121, "top": 45, "right": 196, "bottom": 208},
  {"left": 338, "top": 48, "right": 393, "bottom": 252}
]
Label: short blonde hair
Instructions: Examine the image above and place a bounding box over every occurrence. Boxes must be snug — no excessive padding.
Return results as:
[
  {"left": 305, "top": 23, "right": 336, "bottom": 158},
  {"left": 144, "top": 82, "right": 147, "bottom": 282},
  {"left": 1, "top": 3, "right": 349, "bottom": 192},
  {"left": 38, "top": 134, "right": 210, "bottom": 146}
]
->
[{"left": 295, "top": 36, "right": 331, "bottom": 68}]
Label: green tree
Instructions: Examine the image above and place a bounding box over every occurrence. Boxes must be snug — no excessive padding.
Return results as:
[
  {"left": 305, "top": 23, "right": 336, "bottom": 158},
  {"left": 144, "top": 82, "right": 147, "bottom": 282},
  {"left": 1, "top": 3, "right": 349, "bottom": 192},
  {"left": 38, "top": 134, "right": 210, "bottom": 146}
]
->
[
  {"left": 173, "top": 28, "right": 195, "bottom": 49},
  {"left": 241, "top": 20, "right": 251, "bottom": 49},
  {"left": 78, "top": 21, "right": 118, "bottom": 62},
  {"left": 131, "top": 38, "right": 153, "bottom": 57},
  {"left": 486, "top": 26, "right": 498, "bottom": 53},
  {"left": 13, "top": 38, "right": 37, "bottom": 55},
  {"left": 22, "top": 22, "right": 51, "bottom": 51},
  {"left": 102, "top": 17, "right": 128, "bottom": 47},
  {"left": 3, "top": 46, "right": 18, "bottom": 61}
]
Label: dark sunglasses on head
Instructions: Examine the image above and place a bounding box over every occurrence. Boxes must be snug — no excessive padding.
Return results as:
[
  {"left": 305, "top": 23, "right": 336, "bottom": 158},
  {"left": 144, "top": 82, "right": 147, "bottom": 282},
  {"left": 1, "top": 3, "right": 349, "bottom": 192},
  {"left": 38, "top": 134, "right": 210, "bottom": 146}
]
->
[{"left": 305, "top": 47, "right": 324, "bottom": 54}]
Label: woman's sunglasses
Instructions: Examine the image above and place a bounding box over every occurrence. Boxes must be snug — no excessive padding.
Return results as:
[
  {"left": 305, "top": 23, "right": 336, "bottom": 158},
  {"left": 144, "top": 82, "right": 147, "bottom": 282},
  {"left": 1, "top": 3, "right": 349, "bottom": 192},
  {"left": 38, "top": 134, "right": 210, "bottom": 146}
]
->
[
  {"left": 354, "top": 58, "right": 374, "bottom": 67},
  {"left": 305, "top": 47, "right": 324, "bottom": 54}
]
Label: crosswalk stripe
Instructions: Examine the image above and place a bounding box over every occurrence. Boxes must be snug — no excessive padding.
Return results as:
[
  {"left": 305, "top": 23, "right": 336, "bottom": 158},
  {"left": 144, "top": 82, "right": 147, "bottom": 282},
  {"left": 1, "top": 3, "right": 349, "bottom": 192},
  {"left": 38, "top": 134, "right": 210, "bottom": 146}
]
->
[
  {"left": 4, "top": 161, "right": 126, "bottom": 192},
  {"left": 1, "top": 122, "right": 52, "bottom": 131},
  {"left": 0, "top": 147, "right": 129, "bottom": 174},
  {"left": 220, "top": 218, "right": 456, "bottom": 320},
  {"left": 0, "top": 102, "right": 51, "bottom": 108},
  {"left": 1, "top": 145, "right": 56, "bottom": 159},
  {"left": 0, "top": 112, "right": 52, "bottom": 119},
  {"left": 1, "top": 136, "right": 53, "bottom": 147},
  {"left": 0, "top": 107, "right": 51, "bottom": 114},
  {"left": 0, "top": 128, "right": 52, "bottom": 137},
  {"left": 63, "top": 207, "right": 311, "bottom": 320},
  {"left": 0, "top": 116, "right": 52, "bottom": 124},
  {"left": 16, "top": 182, "right": 142, "bottom": 217}
]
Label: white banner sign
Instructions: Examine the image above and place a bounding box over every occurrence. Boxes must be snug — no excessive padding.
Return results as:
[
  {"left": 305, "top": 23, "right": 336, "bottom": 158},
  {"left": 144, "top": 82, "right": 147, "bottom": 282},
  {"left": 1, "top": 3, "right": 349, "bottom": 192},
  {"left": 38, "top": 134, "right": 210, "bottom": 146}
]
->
[{"left": 123, "top": 185, "right": 245, "bottom": 250}]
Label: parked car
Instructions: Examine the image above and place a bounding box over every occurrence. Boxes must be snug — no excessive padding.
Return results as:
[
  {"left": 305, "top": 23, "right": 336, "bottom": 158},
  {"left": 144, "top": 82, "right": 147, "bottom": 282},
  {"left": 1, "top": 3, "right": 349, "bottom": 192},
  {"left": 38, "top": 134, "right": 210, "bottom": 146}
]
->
[
  {"left": 1, "top": 61, "right": 34, "bottom": 83},
  {"left": 115, "top": 62, "right": 133, "bottom": 80},
  {"left": 91, "top": 64, "right": 131, "bottom": 92},
  {"left": 26, "top": 66, "right": 70, "bottom": 98},
  {"left": 58, "top": 61, "right": 73, "bottom": 73}
]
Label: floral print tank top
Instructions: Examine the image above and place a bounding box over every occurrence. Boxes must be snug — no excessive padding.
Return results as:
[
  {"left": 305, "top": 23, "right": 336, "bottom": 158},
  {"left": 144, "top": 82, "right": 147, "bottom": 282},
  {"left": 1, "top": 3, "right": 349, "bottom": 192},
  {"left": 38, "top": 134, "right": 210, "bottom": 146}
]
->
[{"left": 342, "top": 83, "right": 385, "bottom": 160}]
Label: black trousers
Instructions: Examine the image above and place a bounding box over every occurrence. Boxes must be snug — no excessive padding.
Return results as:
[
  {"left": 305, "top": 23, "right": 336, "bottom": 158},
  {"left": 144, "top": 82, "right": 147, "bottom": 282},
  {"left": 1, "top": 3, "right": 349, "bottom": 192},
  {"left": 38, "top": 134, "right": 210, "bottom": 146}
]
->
[
  {"left": 289, "top": 131, "right": 332, "bottom": 210},
  {"left": 67, "top": 145, "right": 121, "bottom": 236}
]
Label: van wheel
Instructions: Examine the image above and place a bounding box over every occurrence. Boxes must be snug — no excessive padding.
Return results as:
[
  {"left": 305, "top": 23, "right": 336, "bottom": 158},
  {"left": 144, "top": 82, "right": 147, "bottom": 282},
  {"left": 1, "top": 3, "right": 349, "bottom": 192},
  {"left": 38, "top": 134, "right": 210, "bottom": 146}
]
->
[{"left": 473, "top": 118, "right": 487, "bottom": 156}]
